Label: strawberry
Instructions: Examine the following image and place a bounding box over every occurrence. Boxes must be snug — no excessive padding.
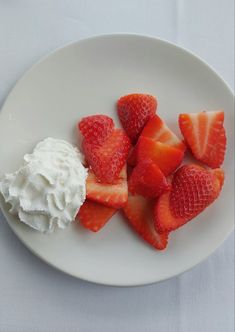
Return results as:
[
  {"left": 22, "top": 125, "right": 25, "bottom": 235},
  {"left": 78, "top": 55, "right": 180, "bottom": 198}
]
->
[
  {"left": 129, "top": 136, "right": 184, "bottom": 175},
  {"left": 78, "top": 115, "right": 114, "bottom": 145},
  {"left": 128, "top": 159, "right": 170, "bottom": 198},
  {"left": 154, "top": 165, "right": 224, "bottom": 233},
  {"left": 123, "top": 194, "right": 169, "bottom": 250},
  {"left": 142, "top": 115, "right": 186, "bottom": 152},
  {"left": 86, "top": 167, "right": 128, "bottom": 208},
  {"left": 154, "top": 191, "right": 187, "bottom": 233},
  {"left": 179, "top": 111, "right": 226, "bottom": 168},
  {"left": 83, "top": 129, "right": 131, "bottom": 183},
  {"left": 117, "top": 93, "right": 157, "bottom": 143},
  {"left": 78, "top": 200, "right": 116, "bottom": 232},
  {"left": 170, "top": 165, "right": 224, "bottom": 219}
]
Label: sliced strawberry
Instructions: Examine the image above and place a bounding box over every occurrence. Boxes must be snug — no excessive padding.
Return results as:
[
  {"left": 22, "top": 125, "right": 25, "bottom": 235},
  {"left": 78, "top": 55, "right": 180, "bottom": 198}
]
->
[
  {"left": 179, "top": 111, "right": 226, "bottom": 168},
  {"left": 170, "top": 165, "right": 224, "bottom": 219},
  {"left": 123, "top": 194, "right": 169, "bottom": 250},
  {"left": 78, "top": 115, "right": 114, "bottom": 145},
  {"left": 154, "top": 191, "right": 188, "bottom": 233},
  {"left": 117, "top": 93, "right": 157, "bottom": 143},
  {"left": 130, "top": 136, "right": 184, "bottom": 175},
  {"left": 83, "top": 129, "right": 131, "bottom": 183},
  {"left": 86, "top": 167, "right": 128, "bottom": 209},
  {"left": 155, "top": 165, "right": 224, "bottom": 233},
  {"left": 78, "top": 200, "right": 116, "bottom": 232},
  {"left": 128, "top": 159, "right": 170, "bottom": 198},
  {"left": 141, "top": 115, "right": 186, "bottom": 152}
]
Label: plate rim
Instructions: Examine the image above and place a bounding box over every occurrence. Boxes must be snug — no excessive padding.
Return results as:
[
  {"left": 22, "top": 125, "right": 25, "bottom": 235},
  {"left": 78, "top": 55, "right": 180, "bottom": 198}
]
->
[{"left": 0, "top": 33, "right": 234, "bottom": 287}]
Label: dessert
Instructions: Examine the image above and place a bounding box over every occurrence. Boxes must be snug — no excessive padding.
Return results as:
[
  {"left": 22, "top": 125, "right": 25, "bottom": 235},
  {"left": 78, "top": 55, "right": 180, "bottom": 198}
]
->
[
  {"left": 0, "top": 93, "right": 227, "bottom": 250},
  {"left": 0, "top": 138, "right": 87, "bottom": 233},
  {"left": 77, "top": 95, "right": 226, "bottom": 251}
]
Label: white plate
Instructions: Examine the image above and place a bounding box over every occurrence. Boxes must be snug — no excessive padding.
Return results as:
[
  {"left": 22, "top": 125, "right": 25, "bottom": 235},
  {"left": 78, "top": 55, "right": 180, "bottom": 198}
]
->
[{"left": 0, "top": 35, "right": 234, "bottom": 286}]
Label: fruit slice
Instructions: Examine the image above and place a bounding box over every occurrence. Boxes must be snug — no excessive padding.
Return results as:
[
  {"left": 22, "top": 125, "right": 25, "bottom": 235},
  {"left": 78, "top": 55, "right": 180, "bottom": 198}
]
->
[
  {"left": 78, "top": 115, "right": 114, "bottom": 145},
  {"left": 141, "top": 115, "right": 186, "bottom": 152},
  {"left": 154, "top": 165, "right": 224, "bottom": 233},
  {"left": 170, "top": 165, "right": 224, "bottom": 219},
  {"left": 123, "top": 194, "right": 169, "bottom": 250},
  {"left": 78, "top": 200, "right": 116, "bottom": 232},
  {"left": 129, "top": 136, "right": 184, "bottom": 175},
  {"left": 179, "top": 111, "right": 226, "bottom": 168},
  {"left": 86, "top": 167, "right": 128, "bottom": 208},
  {"left": 117, "top": 93, "right": 157, "bottom": 143},
  {"left": 128, "top": 159, "right": 170, "bottom": 198},
  {"left": 83, "top": 129, "right": 131, "bottom": 183},
  {"left": 154, "top": 191, "right": 188, "bottom": 233}
]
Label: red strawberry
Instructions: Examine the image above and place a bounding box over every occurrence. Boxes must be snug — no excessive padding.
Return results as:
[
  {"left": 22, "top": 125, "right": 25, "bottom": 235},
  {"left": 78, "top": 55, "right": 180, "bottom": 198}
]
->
[
  {"left": 86, "top": 167, "right": 128, "bottom": 208},
  {"left": 170, "top": 165, "right": 224, "bottom": 219},
  {"left": 123, "top": 194, "right": 169, "bottom": 250},
  {"left": 142, "top": 115, "right": 186, "bottom": 152},
  {"left": 78, "top": 200, "right": 116, "bottom": 232},
  {"left": 179, "top": 111, "right": 226, "bottom": 168},
  {"left": 128, "top": 159, "right": 170, "bottom": 198},
  {"left": 154, "top": 191, "right": 187, "bottom": 233},
  {"left": 129, "top": 136, "right": 184, "bottom": 175},
  {"left": 154, "top": 165, "right": 224, "bottom": 233},
  {"left": 117, "top": 94, "right": 157, "bottom": 143},
  {"left": 83, "top": 129, "right": 131, "bottom": 183},
  {"left": 78, "top": 115, "right": 114, "bottom": 145}
]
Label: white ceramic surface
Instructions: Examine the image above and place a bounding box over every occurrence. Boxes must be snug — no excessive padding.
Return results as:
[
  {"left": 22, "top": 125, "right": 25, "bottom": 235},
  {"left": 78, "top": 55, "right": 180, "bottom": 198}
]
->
[{"left": 0, "top": 35, "right": 234, "bottom": 286}]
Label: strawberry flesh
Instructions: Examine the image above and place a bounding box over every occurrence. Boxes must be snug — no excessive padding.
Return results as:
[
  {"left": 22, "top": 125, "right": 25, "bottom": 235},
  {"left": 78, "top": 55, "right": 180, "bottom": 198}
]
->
[
  {"left": 128, "top": 159, "right": 170, "bottom": 198},
  {"left": 123, "top": 194, "right": 169, "bottom": 250},
  {"left": 142, "top": 115, "right": 186, "bottom": 152},
  {"left": 130, "top": 136, "right": 184, "bottom": 176},
  {"left": 179, "top": 111, "right": 226, "bottom": 168},
  {"left": 86, "top": 167, "right": 128, "bottom": 209},
  {"left": 78, "top": 200, "right": 116, "bottom": 232}
]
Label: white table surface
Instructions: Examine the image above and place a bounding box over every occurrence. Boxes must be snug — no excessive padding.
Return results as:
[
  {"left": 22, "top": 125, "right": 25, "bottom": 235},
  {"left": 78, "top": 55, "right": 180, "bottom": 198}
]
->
[{"left": 0, "top": 1, "right": 234, "bottom": 331}]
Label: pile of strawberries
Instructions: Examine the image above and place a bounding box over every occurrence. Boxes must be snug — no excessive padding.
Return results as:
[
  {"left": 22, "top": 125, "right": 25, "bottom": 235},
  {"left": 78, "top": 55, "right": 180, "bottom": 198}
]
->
[{"left": 77, "top": 94, "right": 226, "bottom": 250}]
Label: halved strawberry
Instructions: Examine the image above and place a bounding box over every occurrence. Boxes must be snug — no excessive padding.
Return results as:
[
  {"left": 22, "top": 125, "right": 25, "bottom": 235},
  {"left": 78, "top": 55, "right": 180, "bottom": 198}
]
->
[
  {"left": 78, "top": 115, "right": 114, "bottom": 145},
  {"left": 86, "top": 167, "right": 128, "bottom": 208},
  {"left": 129, "top": 136, "right": 184, "bottom": 175},
  {"left": 83, "top": 129, "right": 131, "bottom": 183},
  {"left": 123, "top": 194, "right": 169, "bottom": 250},
  {"left": 154, "top": 165, "right": 224, "bottom": 233},
  {"left": 78, "top": 200, "right": 116, "bottom": 232},
  {"left": 179, "top": 111, "right": 226, "bottom": 168},
  {"left": 154, "top": 191, "right": 187, "bottom": 233},
  {"left": 142, "top": 115, "right": 186, "bottom": 152},
  {"left": 128, "top": 159, "right": 170, "bottom": 198},
  {"left": 170, "top": 165, "right": 224, "bottom": 219},
  {"left": 117, "top": 94, "right": 157, "bottom": 143}
]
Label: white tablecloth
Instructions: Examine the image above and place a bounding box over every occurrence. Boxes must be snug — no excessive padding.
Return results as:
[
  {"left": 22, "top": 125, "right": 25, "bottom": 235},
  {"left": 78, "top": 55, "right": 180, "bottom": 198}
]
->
[{"left": 0, "top": 1, "right": 234, "bottom": 331}]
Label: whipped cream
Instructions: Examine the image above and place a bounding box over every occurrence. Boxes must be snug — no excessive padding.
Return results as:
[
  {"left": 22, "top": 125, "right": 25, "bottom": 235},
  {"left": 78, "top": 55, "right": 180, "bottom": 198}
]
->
[{"left": 0, "top": 138, "right": 88, "bottom": 233}]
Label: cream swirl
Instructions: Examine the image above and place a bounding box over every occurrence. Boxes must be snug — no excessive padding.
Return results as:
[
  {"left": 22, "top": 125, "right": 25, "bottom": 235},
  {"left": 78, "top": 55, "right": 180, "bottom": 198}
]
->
[{"left": 0, "top": 138, "right": 87, "bottom": 233}]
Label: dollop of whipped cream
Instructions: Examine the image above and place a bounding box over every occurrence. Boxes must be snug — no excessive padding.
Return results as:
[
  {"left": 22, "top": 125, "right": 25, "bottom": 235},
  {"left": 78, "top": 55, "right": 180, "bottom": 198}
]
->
[{"left": 0, "top": 138, "right": 88, "bottom": 233}]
